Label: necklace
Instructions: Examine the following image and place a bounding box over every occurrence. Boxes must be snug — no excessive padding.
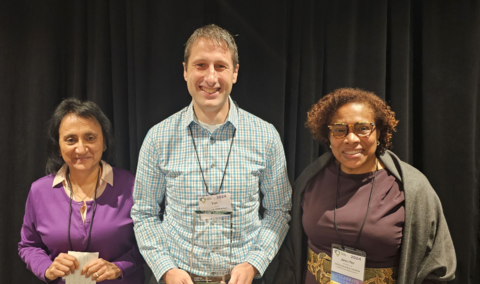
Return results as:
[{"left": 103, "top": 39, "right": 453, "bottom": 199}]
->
[
  {"left": 69, "top": 175, "right": 96, "bottom": 203},
  {"left": 66, "top": 166, "right": 101, "bottom": 252}
]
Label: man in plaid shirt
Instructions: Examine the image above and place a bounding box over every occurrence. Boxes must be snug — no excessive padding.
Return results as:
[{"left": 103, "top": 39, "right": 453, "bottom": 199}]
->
[{"left": 132, "top": 24, "right": 291, "bottom": 284}]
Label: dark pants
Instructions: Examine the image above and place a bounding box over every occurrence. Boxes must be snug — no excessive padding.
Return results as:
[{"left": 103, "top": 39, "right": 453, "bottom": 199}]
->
[
  {"left": 150, "top": 275, "right": 264, "bottom": 284},
  {"left": 251, "top": 278, "right": 265, "bottom": 284}
]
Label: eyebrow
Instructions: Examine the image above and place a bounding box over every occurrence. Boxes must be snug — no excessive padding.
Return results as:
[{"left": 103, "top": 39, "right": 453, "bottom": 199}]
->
[
  {"left": 191, "top": 58, "right": 230, "bottom": 66},
  {"left": 62, "top": 132, "right": 98, "bottom": 139}
]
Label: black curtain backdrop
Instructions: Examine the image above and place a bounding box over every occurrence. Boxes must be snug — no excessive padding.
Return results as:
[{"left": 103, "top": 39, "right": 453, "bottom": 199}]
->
[{"left": 1, "top": 1, "right": 479, "bottom": 283}]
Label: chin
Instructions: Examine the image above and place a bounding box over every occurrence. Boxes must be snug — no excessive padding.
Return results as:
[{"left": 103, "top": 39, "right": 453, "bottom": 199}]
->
[
  {"left": 74, "top": 163, "right": 96, "bottom": 170},
  {"left": 340, "top": 159, "right": 366, "bottom": 171}
]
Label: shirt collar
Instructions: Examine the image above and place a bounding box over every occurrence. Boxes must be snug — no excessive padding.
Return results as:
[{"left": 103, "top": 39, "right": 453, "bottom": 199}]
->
[
  {"left": 52, "top": 160, "right": 114, "bottom": 188},
  {"left": 183, "top": 96, "right": 239, "bottom": 130}
]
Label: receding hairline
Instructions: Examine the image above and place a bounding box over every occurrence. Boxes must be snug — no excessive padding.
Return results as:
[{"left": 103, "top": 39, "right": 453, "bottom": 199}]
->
[
  {"left": 184, "top": 37, "right": 237, "bottom": 72},
  {"left": 184, "top": 24, "right": 239, "bottom": 67}
]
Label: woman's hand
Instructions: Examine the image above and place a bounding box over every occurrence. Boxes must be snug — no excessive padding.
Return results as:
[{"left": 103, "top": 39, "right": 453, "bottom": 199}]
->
[
  {"left": 81, "top": 258, "right": 122, "bottom": 282},
  {"left": 45, "top": 253, "right": 80, "bottom": 281}
]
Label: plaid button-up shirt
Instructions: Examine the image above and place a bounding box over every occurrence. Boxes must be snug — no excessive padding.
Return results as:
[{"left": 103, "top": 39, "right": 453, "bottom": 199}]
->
[{"left": 132, "top": 97, "right": 291, "bottom": 280}]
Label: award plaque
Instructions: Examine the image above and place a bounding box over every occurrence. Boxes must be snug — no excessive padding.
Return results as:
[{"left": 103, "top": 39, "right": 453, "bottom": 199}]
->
[{"left": 189, "top": 211, "right": 234, "bottom": 284}]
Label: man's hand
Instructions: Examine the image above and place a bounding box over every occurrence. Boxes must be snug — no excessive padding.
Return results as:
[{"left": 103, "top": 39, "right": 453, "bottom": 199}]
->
[
  {"left": 163, "top": 268, "right": 194, "bottom": 284},
  {"left": 228, "top": 262, "right": 258, "bottom": 284}
]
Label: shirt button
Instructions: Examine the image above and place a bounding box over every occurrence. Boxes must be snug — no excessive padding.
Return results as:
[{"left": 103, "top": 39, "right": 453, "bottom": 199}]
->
[
  {"left": 211, "top": 164, "right": 215, "bottom": 168},
  {"left": 210, "top": 136, "right": 215, "bottom": 143}
]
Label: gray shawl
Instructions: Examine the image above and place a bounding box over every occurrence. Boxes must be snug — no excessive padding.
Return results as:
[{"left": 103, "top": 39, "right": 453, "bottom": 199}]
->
[{"left": 273, "top": 150, "right": 456, "bottom": 284}]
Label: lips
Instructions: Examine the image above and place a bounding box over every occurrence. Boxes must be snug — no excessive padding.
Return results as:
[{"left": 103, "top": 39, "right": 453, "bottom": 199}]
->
[
  {"left": 343, "top": 150, "right": 363, "bottom": 155},
  {"left": 200, "top": 86, "right": 219, "bottom": 94}
]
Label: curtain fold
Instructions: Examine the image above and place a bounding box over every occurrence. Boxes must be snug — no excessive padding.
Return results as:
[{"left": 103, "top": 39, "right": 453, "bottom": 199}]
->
[{"left": 1, "top": 0, "right": 478, "bottom": 283}]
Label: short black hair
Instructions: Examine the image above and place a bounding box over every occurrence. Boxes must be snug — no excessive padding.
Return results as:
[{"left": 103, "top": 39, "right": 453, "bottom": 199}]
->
[{"left": 46, "top": 98, "right": 116, "bottom": 174}]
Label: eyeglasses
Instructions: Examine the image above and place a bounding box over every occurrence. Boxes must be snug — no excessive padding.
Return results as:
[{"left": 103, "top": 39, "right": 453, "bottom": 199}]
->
[{"left": 328, "top": 122, "right": 376, "bottom": 138}]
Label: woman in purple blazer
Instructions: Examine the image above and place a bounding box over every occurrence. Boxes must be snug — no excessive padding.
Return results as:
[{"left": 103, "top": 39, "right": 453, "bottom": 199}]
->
[{"left": 19, "top": 98, "right": 144, "bottom": 283}]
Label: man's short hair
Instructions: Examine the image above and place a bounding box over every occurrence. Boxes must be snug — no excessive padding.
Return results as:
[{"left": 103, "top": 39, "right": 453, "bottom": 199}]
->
[{"left": 184, "top": 24, "right": 239, "bottom": 68}]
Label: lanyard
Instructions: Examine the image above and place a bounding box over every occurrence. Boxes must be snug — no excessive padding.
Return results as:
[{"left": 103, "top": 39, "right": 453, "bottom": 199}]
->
[
  {"left": 189, "top": 124, "right": 236, "bottom": 195},
  {"left": 334, "top": 159, "right": 378, "bottom": 250},
  {"left": 66, "top": 167, "right": 100, "bottom": 252}
]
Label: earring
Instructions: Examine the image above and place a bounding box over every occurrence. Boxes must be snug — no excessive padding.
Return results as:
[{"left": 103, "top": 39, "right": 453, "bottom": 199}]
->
[
  {"left": 377, "top": 141, "right": 380, "bottom": 146},
  {"left": 329, "top": 145, "right": 332, "bottom": 148}
]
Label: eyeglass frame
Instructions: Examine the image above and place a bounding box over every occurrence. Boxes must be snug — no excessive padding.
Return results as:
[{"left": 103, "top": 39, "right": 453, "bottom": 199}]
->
[{"left": 327, "top": 121, "right": 376, "bottom": 139}]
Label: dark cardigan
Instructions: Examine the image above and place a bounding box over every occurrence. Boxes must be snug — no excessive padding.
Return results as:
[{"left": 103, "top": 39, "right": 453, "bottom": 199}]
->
[{"left": 273, "top": 150, "right": 456, "bottom": 284}]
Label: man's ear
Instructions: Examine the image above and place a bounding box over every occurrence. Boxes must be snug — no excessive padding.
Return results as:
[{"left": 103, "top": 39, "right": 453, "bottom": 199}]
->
[
  {"left": 183, "top": 62, "right": 188, "bottom": 81},
  {"left": 232, "top": 64, "right": 239, "bottom": 84}
]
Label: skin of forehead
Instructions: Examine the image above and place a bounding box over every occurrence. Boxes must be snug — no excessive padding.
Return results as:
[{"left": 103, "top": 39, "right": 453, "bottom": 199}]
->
[{"left": 188, "top": 38, "right": 234, "bottom": 65}]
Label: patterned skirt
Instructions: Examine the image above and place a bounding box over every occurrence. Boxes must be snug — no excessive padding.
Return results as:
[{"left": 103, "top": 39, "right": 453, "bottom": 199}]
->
[{"left": 307, "top": 247, "right": 398, "bottom": 284}]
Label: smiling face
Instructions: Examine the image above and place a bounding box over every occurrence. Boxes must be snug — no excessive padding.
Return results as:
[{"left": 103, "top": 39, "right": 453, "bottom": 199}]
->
[
  {"left": 183, "top": 38, "right": 239, "bottom": 120},
  {"left": 58, "top": 114, "right": 104, "bottom": 175},
  {"left": 329, "top": 103, "right": 379, "bottom": 174}
]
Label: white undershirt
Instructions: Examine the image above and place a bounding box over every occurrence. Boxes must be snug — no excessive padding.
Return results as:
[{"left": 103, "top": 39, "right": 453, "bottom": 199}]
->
[{"left": 197, "top": 120, "right": 222, "bottom": 133}]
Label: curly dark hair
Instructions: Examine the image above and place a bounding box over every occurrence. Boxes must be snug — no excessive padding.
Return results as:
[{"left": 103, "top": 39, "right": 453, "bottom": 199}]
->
[
  {"left": 306, "top": 88, "right": 398, "bottom": 155},
  {"left": 45, "top": 98, "right": 116, "bottom": 175}
]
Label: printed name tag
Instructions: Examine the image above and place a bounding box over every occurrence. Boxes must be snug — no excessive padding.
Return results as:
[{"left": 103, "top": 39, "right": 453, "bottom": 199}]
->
[
  {"left": 331, "top": 244, "right": 366, "bottom": 284},
  {"left": 199, "top": 193, "right": 232, "bottom": 211},
  {"left": 198, "top": 193, "right": 232, "bottom": 220}
]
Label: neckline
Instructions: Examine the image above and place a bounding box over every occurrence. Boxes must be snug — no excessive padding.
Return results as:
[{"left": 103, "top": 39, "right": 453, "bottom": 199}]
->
[
  {"left": 328, "top": 159, "right": 385, "bottom": 180},
  {"left": 60, "top": 180, "right": 109, "bottom": 204}
]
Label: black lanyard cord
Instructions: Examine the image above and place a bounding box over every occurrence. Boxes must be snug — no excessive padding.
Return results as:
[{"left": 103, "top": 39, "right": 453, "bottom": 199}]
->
[
  {"left": 334, "top": 159, "right": 378, "bottom": 250},
  {"left": 67, "top": 166, "right": 100, "bottom": 252},
  {"left": 189, "top": 124, "right": 236, "bottom": 195}
]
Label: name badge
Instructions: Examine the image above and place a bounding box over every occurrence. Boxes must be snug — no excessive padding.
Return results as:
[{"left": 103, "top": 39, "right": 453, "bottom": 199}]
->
[
  {"left": 331, "top": 244, "right": 366, "bottom": 284},
  {"left": 198, "top": 193, "right": 232, "bottom": 220}
]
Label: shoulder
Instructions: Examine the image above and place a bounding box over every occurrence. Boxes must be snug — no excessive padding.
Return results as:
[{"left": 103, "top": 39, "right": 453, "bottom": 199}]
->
[
  {"left": 238, "top": 108, "right": 277, "bottom": 132},
  {"left": 145, "top": 106, "right": 189, "bottom": 139},
  {"left": 140, "top": 106, "right": 190, "bottom": 153},
  {"left": 381, "top": 151, "right": 439, "bottom": 202},
  {"left": 294, "top": 152, "right": 332, "bottom": 189},
  {"left": 238, "top": 107, "right": 278, "bottom": 134},
  {"left": 30, "top": 175, "right": 56, "bottom": 192},
  {"left": 112, "top": 167, "right": 135, "bottom": 189},
  {"left": 112, "top": 167, "right": 135, "bottom": 180},
  {"left": 27, "top": 175, "right": 58, "bottom": 206}
]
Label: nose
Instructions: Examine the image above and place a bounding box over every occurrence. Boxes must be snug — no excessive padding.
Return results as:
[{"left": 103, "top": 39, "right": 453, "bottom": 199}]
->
[
  {"left": 204, "top": 65, "right": 218, "bottom": 86},
  {"left": 344, "top": 129, "right": 360, "bottom": 144},
  {"left": 75, "top": 140, "right": 88, "bottom": 155}
]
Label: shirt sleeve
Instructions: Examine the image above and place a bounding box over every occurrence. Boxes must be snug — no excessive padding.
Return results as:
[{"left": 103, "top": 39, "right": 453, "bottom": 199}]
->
[
  {"left": 18, "top": 187, "right": 54, "bottom": 283},
  {"left": 244, "top": 126, "right": 292, "bottom": 276},
  {"left": 111, "top": 241, "right": 145, "bottom": 279},
  {"left": 131, "top": 129, "right": 177, "bottom": 281}
]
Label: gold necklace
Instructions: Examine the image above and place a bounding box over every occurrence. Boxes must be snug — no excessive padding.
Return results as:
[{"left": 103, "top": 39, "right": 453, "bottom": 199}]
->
[
  {"left": 70, "top": 179, "right": 96, "bottom": 203},
  {"left": 68, "top": 168, "right": 101, "bottom": 218}
]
